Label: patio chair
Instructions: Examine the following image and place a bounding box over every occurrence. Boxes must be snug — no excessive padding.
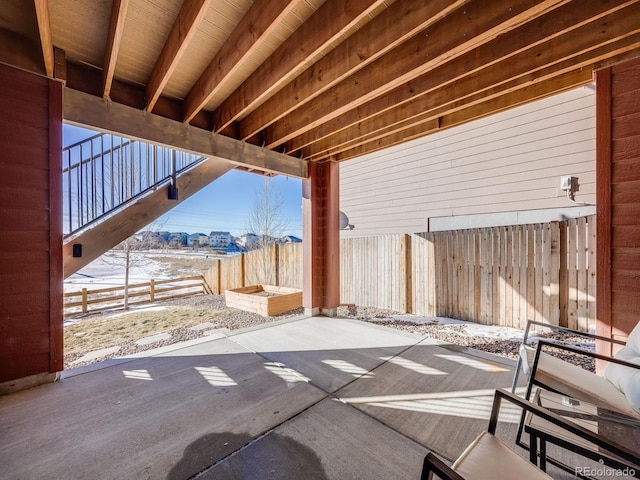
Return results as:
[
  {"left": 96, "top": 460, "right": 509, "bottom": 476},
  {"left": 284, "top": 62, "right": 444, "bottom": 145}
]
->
[
  {"left": 420, "top": 389, "right": 628, "bottom": 480},
  {"left": 512, "top": 320, "right": 640, "bottom": 419}
]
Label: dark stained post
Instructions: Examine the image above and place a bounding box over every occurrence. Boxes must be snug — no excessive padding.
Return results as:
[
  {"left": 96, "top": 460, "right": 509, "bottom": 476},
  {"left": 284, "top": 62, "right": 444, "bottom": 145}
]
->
[
  {"left": 302, "top": 160, "right": 340, "bottom": 317},
  {"left": 595, "top": 66, "right": 612, "bottom": 366}
]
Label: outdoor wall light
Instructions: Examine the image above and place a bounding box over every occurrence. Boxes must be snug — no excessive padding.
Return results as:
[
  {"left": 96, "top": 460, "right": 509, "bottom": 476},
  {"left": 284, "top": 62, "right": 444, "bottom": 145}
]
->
[{"left": 560, "top": 175, "right": 578, "bottom": 200}]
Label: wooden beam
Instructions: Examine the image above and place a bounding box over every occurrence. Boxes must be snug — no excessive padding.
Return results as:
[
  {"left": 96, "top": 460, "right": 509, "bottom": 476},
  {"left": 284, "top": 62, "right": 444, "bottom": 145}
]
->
[
  {"left": 0, "top": 27, "right": 47, "bottom": 77},
  {"left": 335, "top": 119, "right": 440, "bottom": 162},
  {"left": 63, "top": 158, "right": 234, "bottom": 277},
  {"left": 306, "top": 30, "right": 639, "bottom": 160},
  {"left": 53, "top": 47, "right": 66, "bottom": 85},
  {"left": 237, "top": 0, "right": 467, "bottom": 139},
  {"left": 145, "top": 0, "right": 212, "bottom": 112},
  {"left": 63, "top": 88, "right": 307, "bottom": 179},
  {"left": 66, "top": 60, "right": 213, "bottom": 130},
  {"left": 33, "top": 0, "right": 54, "bottom": 77},
  {"left": 212, "top": 0, "right": 388, "bottom": 132},
  {"left": 290, "top": 0, "right": 640, "bottom": 156},
  {"left": 182, "top": 0, "right": 301, "bottom": 124},
  {"left": 334, "top": 69, "right": 588, "bottom": 162},
  {"left": 102, "top": 0, "right": 130, "bottom": 99},
  {"left": 263, "top": 0, "right": 569, "bottom": 148}
]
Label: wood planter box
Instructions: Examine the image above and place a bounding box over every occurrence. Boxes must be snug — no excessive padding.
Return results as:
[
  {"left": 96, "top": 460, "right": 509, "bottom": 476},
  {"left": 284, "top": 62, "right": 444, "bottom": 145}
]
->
[{"left": 225, "top": 285, "right": 302, "bottom": 316}]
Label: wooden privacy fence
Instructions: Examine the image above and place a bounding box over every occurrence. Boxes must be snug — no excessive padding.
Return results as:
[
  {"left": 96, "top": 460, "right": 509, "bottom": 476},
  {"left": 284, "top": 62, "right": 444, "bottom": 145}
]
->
[
  {"left": 205, "top": 216, "right": 596, "bottom": 331},
  {"left": 64, "top": 275, "right": 213, "bottom": 317},
  {"left": 412, "top": 216, "right": 597, "bottom": 331},
  {"left": 204, "top": 243, "right": 304, "bottom": 293}
]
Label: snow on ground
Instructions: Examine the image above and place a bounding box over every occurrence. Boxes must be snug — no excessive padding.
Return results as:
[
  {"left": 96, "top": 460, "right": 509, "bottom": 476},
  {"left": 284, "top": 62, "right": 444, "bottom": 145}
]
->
[
  {"left": 64, "top": 249, "right": 223, "bottom": 292},
  {"left": 66, "top": 251, "right": 596, "bottom": 354},
  {"left": 374, "top": 314, "right": 596, "bottom": 351}
]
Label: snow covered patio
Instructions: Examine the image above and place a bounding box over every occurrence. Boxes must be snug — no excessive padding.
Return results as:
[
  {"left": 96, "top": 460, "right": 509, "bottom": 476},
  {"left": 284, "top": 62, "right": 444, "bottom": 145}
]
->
[{"left": 0, "top": 316, "right": 523, "bottom": 479}]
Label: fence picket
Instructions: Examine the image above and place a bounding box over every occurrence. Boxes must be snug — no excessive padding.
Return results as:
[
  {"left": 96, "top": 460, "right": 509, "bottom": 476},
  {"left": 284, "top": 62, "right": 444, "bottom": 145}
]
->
[{"left": 197, "top": 215, "right": 595, "bottom": 331}]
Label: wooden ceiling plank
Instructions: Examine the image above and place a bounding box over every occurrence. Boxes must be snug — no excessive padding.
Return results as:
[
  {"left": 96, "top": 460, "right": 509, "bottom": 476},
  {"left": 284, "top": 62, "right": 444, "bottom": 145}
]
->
[
  {"left": 102, "top": 0, "right": 130, "bottom": 99},
  {"left": 323, "top": 36, "right": 640, "bottom": 162},
  {"left": 182, "top": 0, "right": 301, "bottom": 124},
  {"left": 33, "top": 0, "right": 54, "bottom": 77},
  {"left": 263, "top": 0, "right": 570, "bottom": 149},
  {"left": 238, "top": 0, "right": 468, "bottom": 140},
  {"left": 306, "top": 31, "right": 640, "bottom": 160},
  {"left": 289, "top": 0, "right": 640, "bottom": 155},
  {"left": 211, "top": 0, "right": 388, "bottom": 131},
  {"left": 145, "top": 0, "right": 213, "bottom": 112},
  {"left": 63, "top": 88, "right": 307, "bottom": 179}
]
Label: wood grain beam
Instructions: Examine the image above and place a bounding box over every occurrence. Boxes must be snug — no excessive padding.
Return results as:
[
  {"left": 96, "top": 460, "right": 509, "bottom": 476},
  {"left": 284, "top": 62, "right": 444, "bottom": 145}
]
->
[
  {"left": 238, "top": 0, "right": 467, "bottom": 140},
  {"left": 182, "top": 0, "right": 300, "bottom": 124},
  {"left": 102, "top": 0, "right": 130, "bottom": 99},
  {"left": 290, "top": 0, "right": 640, "bottom": 156},
  {"left": 63, "top": 88, "right": 307, "bottom": 179},
  {"left": 334, "top": 44, "right": 640, "bottom": 162},
  {"left": 307, "top": 31, "right": 640, "bottom": 161},
  {"left": 145, "top": 0, "right": 212, "bottom": 112},
  {"left": 33, "top": 0, "right": 54, "bottom": 77},
  {"left": 263, "top": 0, "right": 569, "bottom": 149},
  {"left": 338, "top": 69, "right": 593, "bottom": 161},
  {"left": 334, "top": 70, "right": 590, "bottom": 162},
  {"left": 211, "top": 0, "right": 388, "bottom": 131}
]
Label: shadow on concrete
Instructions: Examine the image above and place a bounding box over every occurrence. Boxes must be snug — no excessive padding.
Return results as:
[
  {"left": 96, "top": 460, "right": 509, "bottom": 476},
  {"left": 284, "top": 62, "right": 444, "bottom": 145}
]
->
[{"left": 168, "top": 431, "right": 330, "bottom": 480}]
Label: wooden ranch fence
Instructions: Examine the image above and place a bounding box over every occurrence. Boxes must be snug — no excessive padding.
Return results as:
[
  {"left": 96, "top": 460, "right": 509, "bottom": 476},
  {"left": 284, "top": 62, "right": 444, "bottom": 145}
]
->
[
  {"left": 64, "top": 275, "right": 213, "bottom": 317},
  {"left": 203, "top": 216, "right": 596, "bottom": 331}
]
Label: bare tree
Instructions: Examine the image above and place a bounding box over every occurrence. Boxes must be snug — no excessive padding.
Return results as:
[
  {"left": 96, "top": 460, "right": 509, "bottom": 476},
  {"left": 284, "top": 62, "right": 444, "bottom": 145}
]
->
[
  {"left": 102, "top": 221, "right": 164, "bottom": 310},
  {"left": 246, "top": 178, "right": 289, "bottom": 284}
]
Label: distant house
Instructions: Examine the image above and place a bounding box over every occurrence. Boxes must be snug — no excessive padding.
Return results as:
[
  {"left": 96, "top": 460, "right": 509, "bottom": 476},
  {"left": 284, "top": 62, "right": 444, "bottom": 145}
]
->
[
  {"left": 167, "top": 232, "right": 188, "bottom": 246},
  {"left": 209, "top": 231, "right": 232, "bottom": 247},
  {"left": 236, "top": 233, "right": 259, "bottom": 249},
  {"left": 278, "top": 235, "right": 302, "bottom": 244},
  {"left": 188, "top": 233, "right": 209, "bottom": 246}
]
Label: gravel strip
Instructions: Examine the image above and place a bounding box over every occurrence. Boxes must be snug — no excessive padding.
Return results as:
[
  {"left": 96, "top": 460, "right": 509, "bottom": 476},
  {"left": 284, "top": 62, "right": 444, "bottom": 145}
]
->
[
  {"left": 64, "top": 294, "right": 303, "bottom": 369},
  {"left": 65, "top": 297, "right": 595, "bottom": 372},
  {"left": 337, "top": 305, "right": 595, "bottom": 372}
]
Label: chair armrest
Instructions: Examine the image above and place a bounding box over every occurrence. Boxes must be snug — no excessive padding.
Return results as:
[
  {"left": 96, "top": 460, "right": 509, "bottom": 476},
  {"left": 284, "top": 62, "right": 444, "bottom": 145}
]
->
[
  {"left": 512, "top": 320, "right": 625, "bottom": 393},
  {"left": 421, "top": 453, "right": 466, "bottom": 480},
  {"left": 493, "top": 389, "right": 639, "bottom": 464},
  {"left": 523, "top": 320, "right": 626, "bottom": 346},
  {"left": 535, "top": 339, "right": 640, "bottom": 370}
]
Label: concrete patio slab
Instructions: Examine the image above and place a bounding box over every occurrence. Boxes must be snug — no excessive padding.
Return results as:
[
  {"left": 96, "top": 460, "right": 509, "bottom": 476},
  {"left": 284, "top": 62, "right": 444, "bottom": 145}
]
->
[
  {"left": 336, "top": 337, "right": 522, "bottom": 462},
  {"left": 0, "top": 336, "right": 326, "bottom": 480},
  {"left": 198, "top": 397, "right": 427, "bottom": 480},
  {"left": 230, "top": 316, "right": 422, "bottom": 393},
  {"left": 0, "top": 316, "right": 543, "bottom": 480}
]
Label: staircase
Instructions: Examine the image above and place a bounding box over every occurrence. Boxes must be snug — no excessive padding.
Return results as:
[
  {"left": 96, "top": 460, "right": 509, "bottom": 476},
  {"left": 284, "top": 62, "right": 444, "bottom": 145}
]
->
[{"left": 62, "top": 132, "right": 233, "bottom": 277}]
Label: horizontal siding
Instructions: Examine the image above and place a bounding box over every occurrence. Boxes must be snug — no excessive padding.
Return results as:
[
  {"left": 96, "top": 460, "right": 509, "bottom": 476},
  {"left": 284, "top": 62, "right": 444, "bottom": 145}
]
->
[{"left": 340, "top": 87, "right": 596, "bottom": 236}]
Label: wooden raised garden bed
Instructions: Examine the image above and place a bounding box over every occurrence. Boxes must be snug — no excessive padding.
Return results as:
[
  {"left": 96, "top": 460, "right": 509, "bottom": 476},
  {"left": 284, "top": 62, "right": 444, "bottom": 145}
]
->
[{"left": 225, "top": 285, "right": 302, "bottom": 316}]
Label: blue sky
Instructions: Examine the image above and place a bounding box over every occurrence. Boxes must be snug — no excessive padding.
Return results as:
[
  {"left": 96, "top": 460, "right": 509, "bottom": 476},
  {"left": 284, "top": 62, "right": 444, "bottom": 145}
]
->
[{"left": 63, "top": 124, "right": 303, "bottom": 237}]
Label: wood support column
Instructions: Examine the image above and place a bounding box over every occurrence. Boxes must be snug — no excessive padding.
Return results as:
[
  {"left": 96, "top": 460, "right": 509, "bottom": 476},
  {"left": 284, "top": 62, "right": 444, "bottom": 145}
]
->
[
  {"left": 302, "top": 161, "right": 340, "bottom": 317},
  {"left": 595, "top": 56, "right": 640, "bottom": 364}
]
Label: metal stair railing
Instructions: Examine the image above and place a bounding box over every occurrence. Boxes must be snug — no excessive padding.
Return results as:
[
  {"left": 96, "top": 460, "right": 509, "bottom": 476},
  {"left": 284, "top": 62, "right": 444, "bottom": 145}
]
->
[{"left": 63, "top": 132, "right": 206, "bottom": 237}]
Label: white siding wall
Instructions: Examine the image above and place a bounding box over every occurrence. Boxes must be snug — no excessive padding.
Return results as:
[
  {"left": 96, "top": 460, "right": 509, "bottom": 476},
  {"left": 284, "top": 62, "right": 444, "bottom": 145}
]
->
[{"left": 340, "top": 86, "right": 596, "bottom": 236}]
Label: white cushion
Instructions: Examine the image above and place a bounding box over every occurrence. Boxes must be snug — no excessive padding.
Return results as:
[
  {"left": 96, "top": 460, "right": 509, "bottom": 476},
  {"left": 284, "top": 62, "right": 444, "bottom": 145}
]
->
[
  {"left": 604, "top": 322, "right": 640, "bottom": 415},
  {"left": 520, "top": 343, "right": 640, "bottom": 418},
  {"left": 453, "top": 432, "right": 552, "bottom": 480}
]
